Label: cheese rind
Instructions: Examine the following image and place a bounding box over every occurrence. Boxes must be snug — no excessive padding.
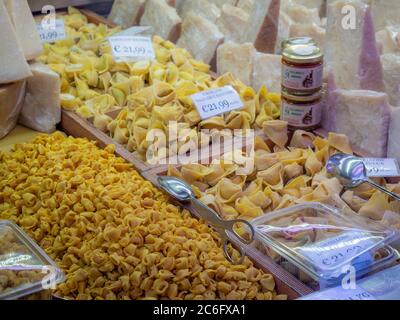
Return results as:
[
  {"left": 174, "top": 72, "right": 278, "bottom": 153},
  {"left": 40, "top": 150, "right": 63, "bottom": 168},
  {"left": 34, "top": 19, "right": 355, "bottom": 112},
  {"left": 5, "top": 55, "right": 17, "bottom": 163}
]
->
[
  {"left": 4, "top": 0, "right": 43, "bottom": 61},
  {"left": 108, "top": 0, "right": 146, "bottom": 28},
  {"left": 0, "top": 1, "right": 32, "bottom": 84},
  {"left": 217, "top": 42, "right": 255, "bottom": 86},
  {"left": 252, "top": 52, "right": 282, "bottom": 92},
  {"left": 216, "top": 5, "right": 249, "bottom": 43},
  {"left": 18, "top": 63, "right": 61, "bottom": 133},
  {"left": 0, "top": 81, "right": 26, "bottom": 139}
]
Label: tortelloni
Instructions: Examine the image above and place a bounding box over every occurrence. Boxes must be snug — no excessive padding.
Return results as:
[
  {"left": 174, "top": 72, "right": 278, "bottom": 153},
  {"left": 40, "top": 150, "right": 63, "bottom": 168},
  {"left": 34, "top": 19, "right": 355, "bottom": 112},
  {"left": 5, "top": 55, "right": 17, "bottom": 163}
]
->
[
  {"left": 0, "top": 133, "right": 286, "bottom": 300},
  {"left": 168, "top": 130, "right": 400, "bottom": 228}
]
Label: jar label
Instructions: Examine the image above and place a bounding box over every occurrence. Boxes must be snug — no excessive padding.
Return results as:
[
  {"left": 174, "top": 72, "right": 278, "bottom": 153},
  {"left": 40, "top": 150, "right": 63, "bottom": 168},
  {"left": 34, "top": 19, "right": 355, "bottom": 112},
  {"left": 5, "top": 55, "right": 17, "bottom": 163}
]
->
[
  {"left": 282, "top": 64, "right": 323, "bottom": 91},
  {"left": 281, "top": 100, "right": 322, "bottom": 128}
]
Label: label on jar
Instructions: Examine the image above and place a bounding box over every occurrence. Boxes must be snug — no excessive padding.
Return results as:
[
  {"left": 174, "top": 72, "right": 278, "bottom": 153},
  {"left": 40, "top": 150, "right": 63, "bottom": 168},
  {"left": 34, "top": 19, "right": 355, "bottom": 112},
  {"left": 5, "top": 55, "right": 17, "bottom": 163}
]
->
[
  {"left": 282, "top": 64, "right": 323, "bottom": 91},
  {"left": 36, "top": 19, "right": 66, "bottom": 43},
  {"left": 108, "top": 36, "right": 155, "bottom": 62},
  {"left": 281, "top": 99, "right": 322, "bottom": 128}
]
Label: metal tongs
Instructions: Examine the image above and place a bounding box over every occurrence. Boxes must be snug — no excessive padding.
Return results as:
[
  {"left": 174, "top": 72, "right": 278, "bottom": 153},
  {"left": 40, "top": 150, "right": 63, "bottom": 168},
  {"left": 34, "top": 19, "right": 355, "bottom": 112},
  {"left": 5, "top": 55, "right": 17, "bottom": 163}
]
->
[{"left": 157, "top": 176, "right": 255, "bottom": 264}]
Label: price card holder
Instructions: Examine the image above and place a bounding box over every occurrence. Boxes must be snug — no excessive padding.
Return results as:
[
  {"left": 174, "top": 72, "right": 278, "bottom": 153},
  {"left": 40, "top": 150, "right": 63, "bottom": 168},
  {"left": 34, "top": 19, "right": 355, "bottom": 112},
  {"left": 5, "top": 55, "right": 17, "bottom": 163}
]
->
[
  {"left": 191, "top": 86, "right": 244, "bottom": 120},
  {"left": 363, "top": 158, "right": 400, "bottom": 178},
  {"left": 108, "top": 36, "right": 155, "bottom": 62},
  {"left": 37, "top": 19, "right": 66, "bottom": 43}
]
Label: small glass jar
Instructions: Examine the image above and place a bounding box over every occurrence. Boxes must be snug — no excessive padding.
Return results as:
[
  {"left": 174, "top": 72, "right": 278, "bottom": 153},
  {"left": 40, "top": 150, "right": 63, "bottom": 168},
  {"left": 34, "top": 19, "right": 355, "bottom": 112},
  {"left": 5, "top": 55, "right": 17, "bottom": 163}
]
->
[
  {"left": 281, "top": 37, "right": 316, "bottom": 49},
  {"left": 281, "top": 89, "right": 322, "bottom": 131},
  {"left": 282, "top": 43, "right": 324, "bottom": 95}
]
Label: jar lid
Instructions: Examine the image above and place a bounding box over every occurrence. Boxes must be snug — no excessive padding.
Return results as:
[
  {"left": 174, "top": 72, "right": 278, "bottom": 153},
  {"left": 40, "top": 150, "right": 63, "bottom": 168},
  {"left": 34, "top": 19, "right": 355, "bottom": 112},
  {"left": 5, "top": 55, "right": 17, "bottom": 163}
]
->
[
  {"left": 282, "top": 88, "right": 323, "bottom": 102},
  {"left": 281, "top": 37, "right": 316, "bottom": 49},
  {"left": 282, "top": 44, "right": 324, "bottom": 64}
]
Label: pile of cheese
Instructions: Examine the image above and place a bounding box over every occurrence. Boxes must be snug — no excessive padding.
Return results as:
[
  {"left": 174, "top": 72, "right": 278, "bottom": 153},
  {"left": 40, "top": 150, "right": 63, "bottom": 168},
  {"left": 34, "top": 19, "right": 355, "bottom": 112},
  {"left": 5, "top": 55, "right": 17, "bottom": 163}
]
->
[{"left": 0, "top": 0, "right": 62, "bottom": 137}]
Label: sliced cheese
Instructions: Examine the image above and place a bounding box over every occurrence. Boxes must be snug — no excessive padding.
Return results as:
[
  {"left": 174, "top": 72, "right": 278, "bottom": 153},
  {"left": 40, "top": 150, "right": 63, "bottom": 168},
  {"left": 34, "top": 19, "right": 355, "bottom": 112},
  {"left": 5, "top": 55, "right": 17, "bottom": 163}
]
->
[
  {"left": 177, "top": 13, "right": 224, "bottom": 66},
  {"left": 216, "top": 5, "right": 249, "bottom": 43},
  {"left": 376, "top": 26, "right": 400, "bottom": 55},
  {"left": 243, "top": 0, "right": 281, "bottom": 53},
  {"left": 388, "top": 107, "right": 400, "bottom": 163},
  {"left": 381, "top": 54, "right": 400, "bottom": 107},
  {"left": 289, "top": 23, "right": 326, "bottom": 49},
  {"left": 3, "top": 0, "right": 43, "bottom": 61},
  {"left": 108, "top": 0, "right": 146, "bottom": 29},
  {"left": 178, "top": 0, "right": 221, "bottom": 23},
  {"left": 0, "top": 1, "right": 31, "bottom": 84},
  {"left": 0, "top": 81, "right": 26, "bottom": 139},
  {"left": 329, "top": 89, "right": 391, "bottom": 157},
  {"left": 326, "top": 0, "right": 384, "bottom": 92},
  {"left": 140, "top": 0, "right": 182, "bottom": 42},
  {"left": 252, "top": 52, "right": 282, "bottom": 92},
  {"left": 236, "top": 0, "right": 254, "bottom": 13},
  {"left": 18, "top": 62, "right": 61, "bottom": 133},
  {"left": 217, "top": 42, "right": 255, "bottom": 86}
]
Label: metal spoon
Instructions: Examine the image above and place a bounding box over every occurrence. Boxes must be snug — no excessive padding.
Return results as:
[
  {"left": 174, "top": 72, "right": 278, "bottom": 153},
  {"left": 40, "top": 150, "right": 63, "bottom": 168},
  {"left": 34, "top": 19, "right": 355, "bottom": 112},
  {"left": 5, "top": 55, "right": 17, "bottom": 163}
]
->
[
  {"left": 326, "top": 153, "right": 400, "bottom": 201},
  {"left": 157, "top": 176, "right": 255, "bottom": 264}
]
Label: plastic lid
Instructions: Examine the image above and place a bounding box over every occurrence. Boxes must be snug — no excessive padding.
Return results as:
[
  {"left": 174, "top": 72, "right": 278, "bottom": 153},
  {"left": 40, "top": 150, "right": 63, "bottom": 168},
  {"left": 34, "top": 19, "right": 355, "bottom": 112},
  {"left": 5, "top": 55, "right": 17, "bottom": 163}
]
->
[
  {"left": 0, "top": 220, "right": 64, "bottom": 300},
  {"left": 282, "top": 44, "right": 324, "bottom": 64},
  {"left": 251, "top": 203, "right": 400, "bottom": 282},
  {"left": 282, "top": 88, "right": 322, "bottom": 102}
]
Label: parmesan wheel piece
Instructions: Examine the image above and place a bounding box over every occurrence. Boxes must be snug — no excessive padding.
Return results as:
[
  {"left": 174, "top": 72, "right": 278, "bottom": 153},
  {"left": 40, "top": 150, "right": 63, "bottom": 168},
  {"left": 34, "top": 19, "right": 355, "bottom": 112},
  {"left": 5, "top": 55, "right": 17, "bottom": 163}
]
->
[
  {"left": 0, "top": 1, "right": 31, "bottom": 84},
  {"left": 108, "top": 0, "right": 146, "bottom": 28},
  {"left": 18, "top": 63, "right": 61, "bottom": 133},
  {"left": 177, "top": 13, "right": 224, "bottom": 66},
  {"left": 326, "top": 0, "right": 385, "bottom": 92},
  {"left": 216, "top": 4, "right": 249, "bottom": 43},
  {"left": 289, "top": 23, "right": 326, "bottom": 49},
  {"left": 381, "top": 54, "right": 400, "bottom": 107},
  {"left": 0, "top": 81, "right": 26, "bottom": 139},
  {"left": 252, "top": 52, "right": 282, "bottom": 92},
  {"left": 178, "top": 0, "right": 221, "bottom": 24},
  {"left": 217, "top": 42, "right": 255, "bottom": 86},
  {"left": 3, "top": 0, "right": 43, "bottom": 61},
  {"left": 140, "top": 0, "right": 182, "bottom": 42}
]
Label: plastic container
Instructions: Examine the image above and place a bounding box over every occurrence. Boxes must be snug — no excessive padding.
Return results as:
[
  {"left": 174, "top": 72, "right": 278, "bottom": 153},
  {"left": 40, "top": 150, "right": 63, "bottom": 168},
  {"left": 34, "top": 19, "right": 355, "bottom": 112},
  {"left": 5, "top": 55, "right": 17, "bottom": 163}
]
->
[
  {"left": 251, "top": 203, "right": 400, "bottom": 290},
  {"left": 0, "top": 220, "right": 64, "bottom": 300}
]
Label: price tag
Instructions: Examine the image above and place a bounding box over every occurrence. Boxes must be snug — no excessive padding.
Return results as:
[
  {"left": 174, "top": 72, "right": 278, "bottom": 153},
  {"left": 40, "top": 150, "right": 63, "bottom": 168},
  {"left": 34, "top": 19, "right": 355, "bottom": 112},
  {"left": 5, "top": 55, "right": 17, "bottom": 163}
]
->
[
  {"left": 191, "top": 86, "right": 244, "bottom": 120},
  {"left": 297, "top": 232, "right": 376, "bottom": 271},
  {"left": 37, "top": 19, "right": 66, "bottom": 43},
  {"left": 108, "top": 36, "right": 155, "bottom": 62},
  {"left": 363, "top": 158, "right": 400, "bottom": 177}
]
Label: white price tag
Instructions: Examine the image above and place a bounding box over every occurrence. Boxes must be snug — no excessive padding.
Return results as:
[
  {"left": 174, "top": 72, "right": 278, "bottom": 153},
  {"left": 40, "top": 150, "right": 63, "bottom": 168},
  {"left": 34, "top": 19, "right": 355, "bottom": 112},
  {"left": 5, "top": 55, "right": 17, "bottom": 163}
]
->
[
  {"left": 297, "top": 232, "right": 376, "bottom": 271},
  {"left": 363, "top": 158, "right": 400, "bottom": 178},
  {"left": 191, "top": 86, "right": 244, "bottom": 120},
  {"left": 37, "top": 19, "right": 66, "bottom": 43},
  {"left": 108, "top": 36, "right": 155, "bottom": 62}
]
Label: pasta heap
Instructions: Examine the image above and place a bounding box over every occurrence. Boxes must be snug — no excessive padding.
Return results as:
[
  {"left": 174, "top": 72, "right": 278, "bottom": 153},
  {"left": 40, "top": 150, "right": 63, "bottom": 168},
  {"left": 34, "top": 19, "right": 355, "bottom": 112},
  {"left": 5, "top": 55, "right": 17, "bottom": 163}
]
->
[
  {"left": 167, "top": 129, "right": 400, "bottom": 229},
  {"left": 38, "top": 8, "right": 281, "bottom": 160},
  {"left": 0, "top": 133, "right": 286, "bottom": 300}
]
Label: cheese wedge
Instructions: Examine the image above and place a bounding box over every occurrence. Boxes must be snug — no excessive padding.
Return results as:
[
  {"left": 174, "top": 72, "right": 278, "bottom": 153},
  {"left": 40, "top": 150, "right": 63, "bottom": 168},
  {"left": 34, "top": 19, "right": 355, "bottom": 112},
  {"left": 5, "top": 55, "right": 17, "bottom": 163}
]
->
[
  {"left": 0, "top": 81, "right": 26, "bottom": 139},
  {"left": 178, "top": 0, "right": 221, "bottom": 24},
  {"left": 216, "top": 5, "right": 249, "bottom": 43},
  {"left": 376, "top": 26, "right": 400, "bottom": 55},
  {"left": 3, "top": 0, "right": 43, "bottom": 61},
  {"left": 177, "top": 13, "right": 224, "bottom": 66},
  {"left": 370, "top": 0, "right": 400, "bottom": 31},
  {"left": 289, "top": 23, "right": 326, "bottom": 49},
  {"left": 327, "top": 89, "right": 391, "bottom": 157},
  {"left": 275, "top": 11, "right": 293, "bottom": 53},
  {"left": 18, "top": 63, "right": 61, "bottom": 133},
  {"left": 285, "top": 3, "right": 321, "bottom": 25},
  {"left": 326, "top": 0, "right": 384, "bottom": 92},
  {"left": 381, "top": 54, "right": 400, "bottom": 107},
  {"left": 217, "top": 42, "right": 255, "bottom": 86},
  {"left": 108, "top": 0, "right": 146, "bottom": 28},
  {"left": 292, "top": 0, "right": 325, "bottom": 16},
  {"left": 140, "top": 0, "right": 182, "bottom": 42},
  {"left": 236, "top": 0, "right": 254, "bottom": 13},
  {"left": 0, "top": 1, "right": 31, "bottom": 84},
  {"left": 252, "top": 52, "right": 282, "bottom": 92},
  {"left": 243, "top": 0, "right": 281, "bottom": 53},
  {"left": 388, "top": 107, "right": 400, "bottom": 163}
]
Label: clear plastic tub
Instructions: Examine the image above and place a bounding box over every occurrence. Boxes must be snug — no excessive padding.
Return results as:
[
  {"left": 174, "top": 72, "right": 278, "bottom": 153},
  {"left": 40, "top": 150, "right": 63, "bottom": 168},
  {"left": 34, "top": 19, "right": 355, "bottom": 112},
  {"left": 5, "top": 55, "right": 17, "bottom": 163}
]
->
[
  {"left": 251, "top": 203, "right": 400, "bottom": 290},
  {"left": 0, "top": 220, "right": 64, "bottom": 300}
]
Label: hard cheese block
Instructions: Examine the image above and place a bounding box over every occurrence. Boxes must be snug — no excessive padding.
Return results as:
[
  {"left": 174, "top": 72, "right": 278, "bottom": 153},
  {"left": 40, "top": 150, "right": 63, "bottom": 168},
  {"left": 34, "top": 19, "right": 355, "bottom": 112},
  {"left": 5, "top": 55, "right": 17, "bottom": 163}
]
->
[
  {"left": 252, "top": 52, "right": 282, "bottom": 92},
  {"left": 243, "top": 0, "right": 281, "bottom": 53},
  {"left": 178, "top": 0, "right": 221, "bottom": 24},
  {"left": 108, "top": 0, "right": 146, "bottom": 28},
  {"left": 177, "top": 13, "right": 224, "bottom": 66},
  {"left": 326, "top": 0, "right": 384, "bottom": 92},
  {"left": 370, "top": 0, "right": 400, "bottom": 31},
  {"left": 3, "top": 0, "right": 43, "bottom": 61},
  {"left": 0, "top": 81, "right": 26, "bottom": 139},
  {"left": 0, "top": 0, "right": 31, "bottom": 84},
  {"left": 275, "top": 11, "right": 293, "bottom": 53},
  {"left": 18, "top": 63, "right": 61, "bottom": 133},
  {"left": 290, "top": 23, "right": 326, "bottom": 49},
  {"left": 381, "top": 54, "right": 400, "bottom": 107},
  {"left": 376, "top": 26, "right": 400, "bottom": 55},
  {"left": 140, "top": 0, "right": 182, "bottom": 42},
  {"left": 326, "top": 89, "right": 391, "bottom": 157},
  {"left": 216, "top": 4, "right": 249, "bottom": 43},
  {"left": 284, "top": 3, "right": 321, "bottom": 25},
  {"left": 388, "top": 107, "right": 400, "bottom": 163},
  {"left": 217, "top": 42, "right": 254, "bottom": 86}
]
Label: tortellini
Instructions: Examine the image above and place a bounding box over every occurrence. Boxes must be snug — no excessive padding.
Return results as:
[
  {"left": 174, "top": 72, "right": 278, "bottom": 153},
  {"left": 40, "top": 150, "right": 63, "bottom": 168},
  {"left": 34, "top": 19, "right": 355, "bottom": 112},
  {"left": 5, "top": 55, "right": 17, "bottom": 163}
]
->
[{"left": 0, "top": 133, "right": 286, "bottom": 301}]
